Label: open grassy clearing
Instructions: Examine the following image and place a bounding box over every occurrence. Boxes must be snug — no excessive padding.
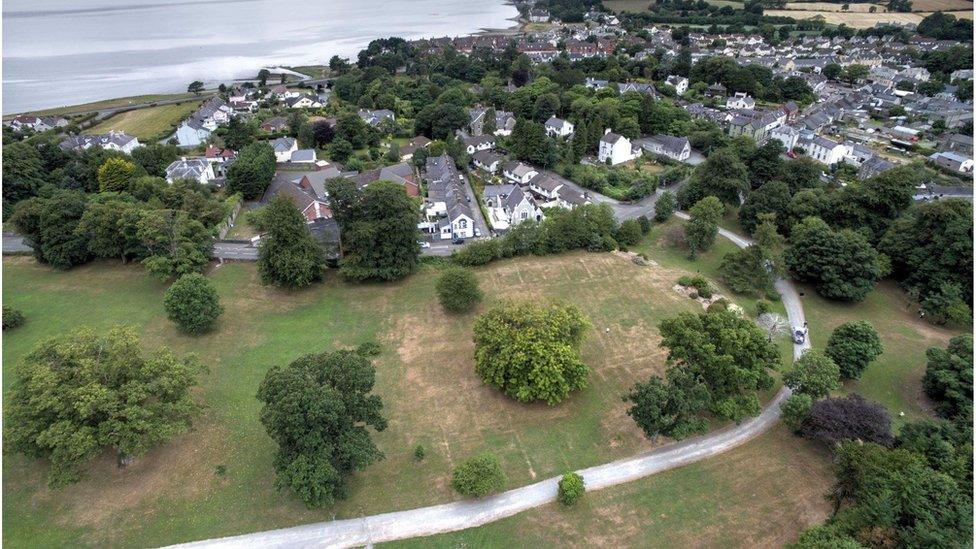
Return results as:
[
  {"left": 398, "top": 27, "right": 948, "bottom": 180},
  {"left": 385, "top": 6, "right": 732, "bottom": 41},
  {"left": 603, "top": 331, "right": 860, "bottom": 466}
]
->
[
  {"left": 800, "top": 280, "right": 967, "bottom": 429},
  {"left": 765, "top": 9, "right": 973, "bottom": 26},
  {"left": 385, "top": 424, "right": 833, "bottom": 549},
  {"left": 783, "top": 2, "right": 886, "bottom": 11},
  {"left": 605, "top": 0, "right": 744, "bottom": 10},
  {"left": 2, "top": 92, "right": 207, "bottom": 119},
  {"left": 909, "top": 0, "right": 972, "bottom": 10},
  {"left": 86, "top": 101, "right": 202, "bottom": 141},
  {"left": 3, "top": 245, "right": 789, "bottom": 547}
]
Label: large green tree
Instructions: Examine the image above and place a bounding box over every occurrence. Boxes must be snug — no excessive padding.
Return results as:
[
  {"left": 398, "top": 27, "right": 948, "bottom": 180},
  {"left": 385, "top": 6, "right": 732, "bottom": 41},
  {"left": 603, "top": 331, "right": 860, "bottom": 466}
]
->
[
  {"left": 685, "top": 195, "right": 723, "bottom": 258},
  {"left": 785, "top": 216, "right": 885, "bottom": 302},
  {"left": 923, "top": 335, "right": 973, "bottom": 421},
  {"left": 678, "top": 148, "right": 749, "bottom": 207},
  {"left": 9, "top": 190, "right": 91, "bottom": 269},
  {"left": 256, "top": 349, "right": 387, "bottom": 508},
  {"left": 164, "top": 273, "right": 224, "bottom": 334},
  {"left": 257, "top": 196, "right": 326, "bottom": 288},
  {"left": 824, "top": 321, "right": 883, "bottom": 379},
  {"left": 226, "top": 142, "right": 276, "bottom": 199},
  {"left": 331, "top": 180, "right": 421, "bottom": 282},
  {"left": 783, "top": 350, "right": 840, "bottom": 399},
  {"left": 4, "top": 327, "right": 202, "bottom": 486},
  {"left": 472, "top": 302, "right": 590, "bottom": 405}
]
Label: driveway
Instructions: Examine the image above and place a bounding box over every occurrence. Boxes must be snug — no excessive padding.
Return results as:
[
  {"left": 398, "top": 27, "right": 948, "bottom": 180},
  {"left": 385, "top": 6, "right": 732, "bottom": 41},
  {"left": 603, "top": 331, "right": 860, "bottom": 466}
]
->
[
  {"left": 2, "top": 233, "right": 31, "bottom": 254},
  {"left": 167, "top": 221, "right": 809, "bottom": 549}
]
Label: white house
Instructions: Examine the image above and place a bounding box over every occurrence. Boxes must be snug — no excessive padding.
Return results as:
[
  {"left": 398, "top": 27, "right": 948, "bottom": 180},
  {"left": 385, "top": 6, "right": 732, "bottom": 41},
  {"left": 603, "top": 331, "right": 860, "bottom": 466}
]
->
[
  {"left": 59, "top": 130, "right": 142, "bottom": 154},
  {"left": 462, "top": 134, "right": 495, "bottom": 155},
  {"left": 770, "top": 125, "right": 801, "bottom": 152},
  {"left": 803, "top": 135, "right": 850, "bottom": 165},
  {"left": 290, "top": 149, "right": 317, "bottom": 164},
  {"left": 175, "top": 118, "right": 211, "bottom": 147},
  {"left": 639, "top": 134, "right": 691, "bottom": 162},
  {"left": 424, "top": 154, "right": 476, "bottom": 241},
  {"left": 665, "top": 75, "right": 689, "bottom": 95},
  {"left": 544, "top": 116, "right": 575, "bottom": 138},
  {"left": 526, "top": 172, "right": 564, "bottom": 200},
  {"left": 483, "top": 184, "right": 543, "bottom": 231},
  {"left": 472, "top": 150, "right": 503, "bottom": 174},
  {"left": 726, "top": 92, "right": 756, "bottom": 110},
  {"left": 528, "top": 8, "right": 550, "bottom": 22},
  {"left": 9, "top": 115, "right": 68, "bottom": 132},
  {"left": 598, "top": 129, "right": 641, "bottom": 165},
  {"left": 285, "top": 95, "right": 322, "bottom": 109},
  {"left": 272, "top": 137, "right": 299, "bottom": 162},
  {"left": 165, "top": 157, "right": 216, "bottom": 185},
  {"left": 502, "top": 161, "right": 539, "bottom": 185}
]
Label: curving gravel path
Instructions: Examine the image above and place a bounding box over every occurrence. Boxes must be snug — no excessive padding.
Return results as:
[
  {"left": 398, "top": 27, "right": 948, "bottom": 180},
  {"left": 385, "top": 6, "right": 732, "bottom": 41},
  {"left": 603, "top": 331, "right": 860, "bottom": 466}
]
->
[{"left": 169, "top": 218, "right": 810, "bottom": 549}]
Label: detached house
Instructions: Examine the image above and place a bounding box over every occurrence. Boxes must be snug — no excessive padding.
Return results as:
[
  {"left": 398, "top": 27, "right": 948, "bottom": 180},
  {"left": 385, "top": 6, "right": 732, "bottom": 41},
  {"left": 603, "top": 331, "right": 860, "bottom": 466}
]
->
[
  {"left": 285, "top": 95, "right": 322, "bottom": 109},
  {"left": 482, "top": 184, "right": 543, "bottom": 231},
  {"left": 665, "top": 75, "right": 689, "bottom": 95},
  {"left": 399, "top": 136, "right": 432, "bottom": 161},
  {"left": 638, "top": 134, "right": 691, "bottom": 162},
  {"left": 462, "top": 134, "right": 496, "bottom": 155},
  {"left": 165, "top": 157, "right": 216, "bottom": 185},
  {"left": 9, "top": 115, "right": 68, "bottom": 132},
  {"left": 544, "top": 116, "right": 575, "bottom": 138},
  {"left": 726, "top": 92, "right": 756, "bottom": 110},
  {"left": 59, "top": 131, "right": 142, "bottom": 154},
  {"left": 263, "top": 173, "right": 333, "bottom": 222},
  {"left": 472, "top": 150, "right": 504, "bottom": 174},
  {"left": 358, "top": 108, "right": 395, "bottom": 127},
  {"left": 502, "top": 161, "right": 539, "bottom": 185},
  {"left": 598, "top": 129, "right": 641, "bottom": 165},
  {"left": 272, "top": 137, "right": 299, "bottom": 162}
]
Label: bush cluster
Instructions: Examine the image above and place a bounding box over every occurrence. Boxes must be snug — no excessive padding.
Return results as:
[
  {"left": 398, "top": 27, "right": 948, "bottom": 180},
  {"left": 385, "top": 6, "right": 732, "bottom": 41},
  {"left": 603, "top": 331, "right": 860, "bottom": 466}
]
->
[{"left": 677, "top": 275, "right": 712, "bottom": 298}]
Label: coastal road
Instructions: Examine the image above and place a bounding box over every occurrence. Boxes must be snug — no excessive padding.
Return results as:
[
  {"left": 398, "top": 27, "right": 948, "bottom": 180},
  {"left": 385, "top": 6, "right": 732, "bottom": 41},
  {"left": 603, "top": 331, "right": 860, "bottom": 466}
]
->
[{"left": 167, "top": 221, "right": 809, "bottom": 549}]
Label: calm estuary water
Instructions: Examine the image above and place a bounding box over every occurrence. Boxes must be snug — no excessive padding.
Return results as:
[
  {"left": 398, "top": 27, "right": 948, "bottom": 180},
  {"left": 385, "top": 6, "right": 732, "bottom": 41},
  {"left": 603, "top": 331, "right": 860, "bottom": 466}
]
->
[{"left": 2, "top": 0, "right": 518, "bottom": 114}]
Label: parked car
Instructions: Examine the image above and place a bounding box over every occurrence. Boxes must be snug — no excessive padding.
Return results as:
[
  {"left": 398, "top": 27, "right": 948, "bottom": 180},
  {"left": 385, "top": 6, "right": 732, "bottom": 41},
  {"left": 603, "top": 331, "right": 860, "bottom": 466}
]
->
[
  {"left": 792, "top": 326, "right": 807, "bottom": 344},
  {"left": 452, "top": 237, "right": 465, "bottom": 245},
  {"left": 474, "top": 228, "right": 482, "bottom": 237}
]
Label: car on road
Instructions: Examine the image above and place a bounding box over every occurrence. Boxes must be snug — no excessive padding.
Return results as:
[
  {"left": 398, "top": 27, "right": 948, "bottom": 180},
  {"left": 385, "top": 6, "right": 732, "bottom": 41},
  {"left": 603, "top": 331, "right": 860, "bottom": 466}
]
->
[
  {"left": 792, "top": 326, "right": 807, "bottom": 344},
  {"left": 452, "top": 237, "right": 465, "bottom": 245}
]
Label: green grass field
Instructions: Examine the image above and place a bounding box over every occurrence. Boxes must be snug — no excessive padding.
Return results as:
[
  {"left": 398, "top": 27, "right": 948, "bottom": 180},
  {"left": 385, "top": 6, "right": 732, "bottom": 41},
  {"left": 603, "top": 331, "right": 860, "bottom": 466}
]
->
[
  {"left": 3, "top": 93, "right": 208, "bottom": 119},
  {"left": 3, "top": 245, "right": 783, "bottom": 547},
  {"left": 86, "top": 101, "right": 203, "bottom": 141}
]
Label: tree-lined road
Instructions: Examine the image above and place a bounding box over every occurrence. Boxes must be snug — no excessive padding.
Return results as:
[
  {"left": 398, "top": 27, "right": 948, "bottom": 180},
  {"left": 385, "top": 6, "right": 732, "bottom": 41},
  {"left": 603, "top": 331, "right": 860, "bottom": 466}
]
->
[{"left": 168, "top": 220, "right": 809, "bottom": 549}]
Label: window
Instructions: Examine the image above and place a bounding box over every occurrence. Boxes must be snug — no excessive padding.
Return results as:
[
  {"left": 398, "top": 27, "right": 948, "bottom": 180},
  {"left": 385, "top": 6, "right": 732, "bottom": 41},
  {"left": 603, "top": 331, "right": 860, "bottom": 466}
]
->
[
  {"left": 521, "top": 211, "right": 528, "bottom": 220},
  {"left": 459, "top": 219, "right": 467, "bottom": 229}
]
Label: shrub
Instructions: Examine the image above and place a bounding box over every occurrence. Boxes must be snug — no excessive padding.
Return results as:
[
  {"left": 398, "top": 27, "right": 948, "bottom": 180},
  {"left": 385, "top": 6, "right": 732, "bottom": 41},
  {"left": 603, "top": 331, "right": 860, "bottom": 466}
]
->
[
  {"left": 755, "top": 299, "right": 772, "bottom": 317},
  {"left": 453, "top": 240, "right": 500, "bottom": 267},
  {"left": 356, "top": 341, "right": 382, "bottom": 357},
  {"left": 163, "top": 273, "right": 223, "bottom": 334},
  {"left": 782, "top": 393, "right": 813, "bottom": 431},
  {"left": 800, "top": 394, "right": 893, "bottom": 448},
  {"left": 557, "top": 472, "right": 585, "bottom": 506},
  {"left": 615, "top": 219, "right": 643, "bottom": 247},
  {"left": 706, "top": 299, "right": 728, "bottom": 313},
  {"left": 413, "top": 444, "right": 426, "bottom": 462},
  {"left": 678, "top": 275, "right": 712, "bottom": 298},
  {"left": 436, "top": 267, "right": 483, "bottom": 314},
  {"left": 654, "top": 191, "right": 677, "bottom": 222},
  {"left": 452, "top": 453, "right": 506, "bottom": 497},
  {"left": 2, "top": 306, "right": 25, "bottom": 331},
  {"left": 637, "top": 215, "right": 652, "bottom": 235}
]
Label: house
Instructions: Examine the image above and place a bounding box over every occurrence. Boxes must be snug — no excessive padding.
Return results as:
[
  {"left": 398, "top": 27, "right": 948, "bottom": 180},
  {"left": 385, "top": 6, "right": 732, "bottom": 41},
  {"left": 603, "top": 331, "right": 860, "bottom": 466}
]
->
[
  {"left": 891, "top": 125, "right": 920, "bottom": 141},
  {"left": 59, "top": 131, "right": 142, "bottom": 154},
  {"left": 802, "top": 135, "right": 849, "bottom": 166},
  {"left": 705, "top": 82, "right": 727, "bottom": 98},
  {"left": 528, "top": 8, "right": 550, "bottom": 22},
  {"left": 726, "top": 92, "right": 756, "bottom": 110},
  {"left": 527, "top": 172, "right": 564, "bottom": 200},
  {"left": 424, "top": 154, "right": 475, "bottom": 240},
  {"left": 598, "top": 129, "right": 641, "bottom": 165},
  {"left": 347, "top": 162, "right": 420, "bottom": 197},
  {"left": 544, "top": 116, "right": 575, "bottom": 138},
  {"left": 472, "top": 108, "right": 517, "bottom": 136},
  {"left": 272, "top": 137, "right": 299, "bottom": 162},
  {"left": 9, "top": 115, "right": 68, "bottom": 132},
  {"left": 399, "top": 136, "right": 432, "bottom": 161},
  {"left": 770, "top": 125, "right": 801, "bottom": 152},
  {"left": 493, "top": 110, "right": 517, "bottom": 136},
  {"left": 462, "top": 134, "right": 496, "bottom": 155},
  {"left": 942, "top": 133, "right": 974, "bottom": 156},
  {"left": 175, "top": 118, "right": 211, "bottom": 147},
  {"left": 665, "top": 75, "right": 689, "bottom": 95},
  {"left": 472, "top": 149, "right": 504, "bottom": 174},
  {"left": 502, "top": 161, "right": 539, "bottom": 185},
  {"left": 638, "top": 134, "right": 691, "bottom": 161},
  {"left": 358, "top": 108, "right": 395, "bottom": 127},
  {"left": 857, "top": 156, "right": 896, "bottom": 181},
  {"left": 285, "top": 95, "right": 322, "bottom": 109},
  {"left": 930, "top": 151, "right": 974, "bottom": 173},
  {"left": 165, "top": 157, "right": 216, "bottom": 185},
  {"left": 483, "top": 184, "right": 543, "bottom": 231},
  {"left": 204, "top": 145, "right": 237, "bottom": 176},
  {"left": 263, "top": 173, "right": 332, "bottom": 222},
  {"left": 260, "top": 116, "right": 288, "bottom": 133}
]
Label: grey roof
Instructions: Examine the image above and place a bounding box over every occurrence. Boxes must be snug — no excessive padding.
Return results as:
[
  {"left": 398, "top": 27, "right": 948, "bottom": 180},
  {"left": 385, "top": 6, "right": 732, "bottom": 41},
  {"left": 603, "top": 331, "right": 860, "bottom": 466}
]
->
[
  {"left": 601, "top": 132, "right": 626, "bottom": 145},
  {"left": 165, "top": 158, "right": 210, "bottom": 180},
  {"left": 290, "top": 149, "right": 317, "bottom": 162},
  {"left": 59, "top": 131, "right": 139, "bottom": 152},
  {"left": 272, "top": 137, "right": 297, "bottom": 152}
]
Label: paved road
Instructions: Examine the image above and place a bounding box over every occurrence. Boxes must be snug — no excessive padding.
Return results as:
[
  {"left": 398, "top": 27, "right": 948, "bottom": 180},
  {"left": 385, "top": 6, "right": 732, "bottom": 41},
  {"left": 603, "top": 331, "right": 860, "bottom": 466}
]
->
[
  {"left": 2, "top": 234, "right": 31, "bottom": 254},
  {"left": 212, "top": 242, "right": 258, "bottom": 261},
  {"left": 168, "top": 221, "right": 809, "bottom": 549}
]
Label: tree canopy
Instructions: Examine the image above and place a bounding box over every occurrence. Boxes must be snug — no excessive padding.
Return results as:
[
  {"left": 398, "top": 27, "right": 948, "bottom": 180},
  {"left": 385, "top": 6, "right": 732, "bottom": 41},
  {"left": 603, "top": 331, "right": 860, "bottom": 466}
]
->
[
  {"left": 785, "top": 216, "right": 884, "bottom": 302},
  {"left": 4, "top": 327, "right": 202, "bottom": 486},
  {"left": 226, "top": 142, "right": 276, "bottom": 200},
  {"left": 257, "top": 196, "right": 326, "bottom": 288},
  {"left": 164, "top": 273, "right": 223, "bottom": 334},
  {"left": 824, "top": 321, "right": 883, "bottom": 379},
  {"left": 256, "top": 349, "right": 387, "bottom": 508}
]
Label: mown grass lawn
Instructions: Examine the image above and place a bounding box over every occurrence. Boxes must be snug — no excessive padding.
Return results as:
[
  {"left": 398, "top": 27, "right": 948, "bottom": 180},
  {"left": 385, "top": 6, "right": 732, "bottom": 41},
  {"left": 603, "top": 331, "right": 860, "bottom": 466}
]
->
[
  {"left": 3, "top": 246, "right": 782, "bottom": 547},
  {"left": 3, "top": 93, "right": 204, "bottom": 120},
  {"left": 86, "top": 101, "right": 203, "bottom": 141}
]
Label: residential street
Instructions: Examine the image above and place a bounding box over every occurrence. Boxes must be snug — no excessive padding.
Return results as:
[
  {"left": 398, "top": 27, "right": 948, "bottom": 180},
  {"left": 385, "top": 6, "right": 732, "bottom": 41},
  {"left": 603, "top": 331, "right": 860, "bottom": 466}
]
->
[{"left": 167, "top": 222, "right": 809, "bottom": 549}]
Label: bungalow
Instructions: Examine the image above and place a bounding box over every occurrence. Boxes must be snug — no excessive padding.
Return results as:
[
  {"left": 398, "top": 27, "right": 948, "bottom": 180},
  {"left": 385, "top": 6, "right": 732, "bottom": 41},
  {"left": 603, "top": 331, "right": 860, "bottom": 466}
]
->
[
  {"left": 59, "top": 131, "right": 142, "bottom": 154},
  {"left": 544, "top": 116, "right": 575, "bottom": 138},
  {"left": 272, "top": 137, "right": 299, "bottom": 162},
  {"left": 290, "top": 149, "right": 318, "bottom": 164},
  {"left": 665, "top": 75, "right": 689, "bottom": 95},
  {"left": 638, "top": 134, "right": 691, "bottom": 161},
  {"left": 472, "top": 149, "right": 504, "bottom": 174},
  {"left": 598, "top": 129, "right": 641, "bottom": 165},
  {"left": 165, "top": 157, "right": 216, "bottom": 185},
  {"left": 930, "top": 151, "right": 974, "bottom": 173},
  {"left": 260, "top": 116, "right": 288, "bottom": 133},
  {"left": 358, "top": 108, "right": 395, "bottom": 127},
  {"left": 9, "top": 115, "right": 68, "bottom": 132},
  {"left": 502, "top": 161, "right": 539, "bottom": 185},
  {"left": 399, "top": 136, "right": 432, "bottom": 161},
  {"left": 462, "top": 134, "right": 496, "bottom": 155}
]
